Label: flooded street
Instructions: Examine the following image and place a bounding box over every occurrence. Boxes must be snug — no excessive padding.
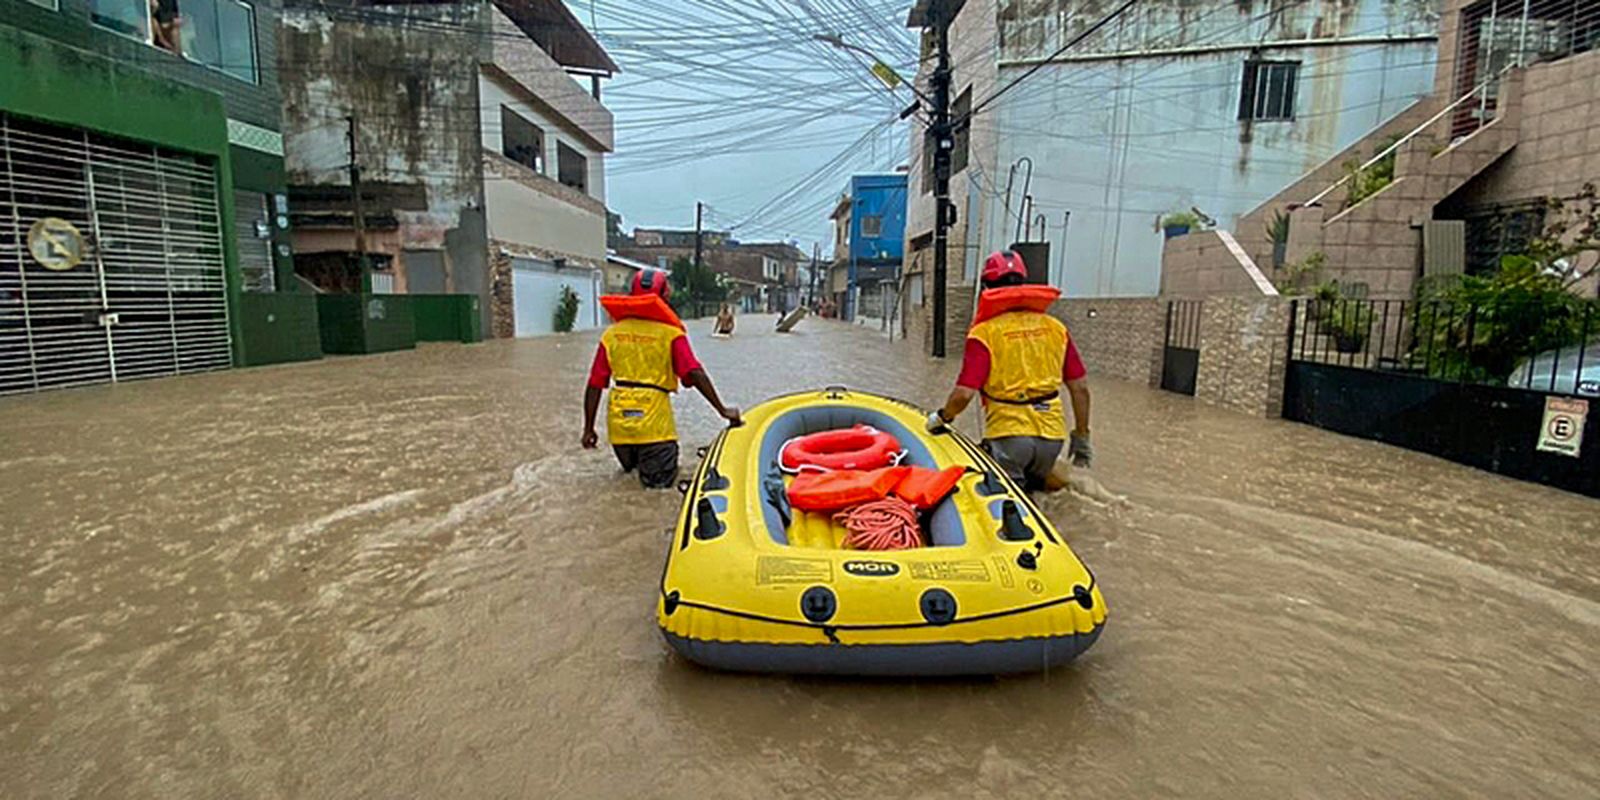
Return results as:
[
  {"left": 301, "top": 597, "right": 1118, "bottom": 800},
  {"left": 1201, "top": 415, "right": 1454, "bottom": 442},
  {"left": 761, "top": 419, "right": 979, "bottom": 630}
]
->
[{"left": 3, "top": 317, "right": 1597, "bottom": 799}]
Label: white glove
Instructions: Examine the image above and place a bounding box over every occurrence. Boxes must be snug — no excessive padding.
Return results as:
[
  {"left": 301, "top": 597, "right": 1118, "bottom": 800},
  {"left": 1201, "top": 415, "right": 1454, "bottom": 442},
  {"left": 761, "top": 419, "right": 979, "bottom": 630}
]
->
[{"left": 926, "top": 410, "right": 950, "bottom": 433}]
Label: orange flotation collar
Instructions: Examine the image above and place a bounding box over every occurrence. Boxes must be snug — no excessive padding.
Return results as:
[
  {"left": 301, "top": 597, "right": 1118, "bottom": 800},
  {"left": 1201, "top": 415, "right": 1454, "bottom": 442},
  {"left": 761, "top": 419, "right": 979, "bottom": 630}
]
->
[
  {"left": 599, "top": 294, "right": 685, "bottom": 330},
  {"left": 971, "top": 285, "right": 1062, "bottom": 326}
]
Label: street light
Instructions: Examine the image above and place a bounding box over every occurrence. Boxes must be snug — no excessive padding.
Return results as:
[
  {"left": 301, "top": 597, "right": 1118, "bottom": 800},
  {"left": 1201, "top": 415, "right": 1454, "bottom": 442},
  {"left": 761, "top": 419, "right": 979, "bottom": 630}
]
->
[{"left": 812, "top": 33, "right": 930, "bottom": 113}]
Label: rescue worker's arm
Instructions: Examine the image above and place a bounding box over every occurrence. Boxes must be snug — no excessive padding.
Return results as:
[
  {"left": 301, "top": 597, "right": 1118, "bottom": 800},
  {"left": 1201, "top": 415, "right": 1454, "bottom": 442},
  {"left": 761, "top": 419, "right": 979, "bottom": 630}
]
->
[
  {"left": 1064, "top": 339, "right": 1093, "bottom": 466},
  {"left": 581, "top": 344, "right": 609, "bottom": 449},
  {"left": 930, "top": 338, "right": 987, "bottom": 430},
  {"left": 684, "top": 369, "right": 740, "bottom": 425},
  {"left": 674, "top": 338, "right": 741, "bottom": 425}
]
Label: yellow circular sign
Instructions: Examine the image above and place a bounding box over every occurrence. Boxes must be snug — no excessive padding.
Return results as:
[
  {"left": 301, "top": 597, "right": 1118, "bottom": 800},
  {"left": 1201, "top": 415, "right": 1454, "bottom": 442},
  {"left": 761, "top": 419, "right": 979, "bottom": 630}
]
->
[{"left": 28, "top": 217, "right": 85, "bottom": 272}]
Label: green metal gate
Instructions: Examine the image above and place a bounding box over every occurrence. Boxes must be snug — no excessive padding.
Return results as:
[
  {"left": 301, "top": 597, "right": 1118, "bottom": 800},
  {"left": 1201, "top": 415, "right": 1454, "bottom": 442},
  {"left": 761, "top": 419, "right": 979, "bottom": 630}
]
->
[{"left": 0, "top": 113, "right": 231, "bottom": 396}]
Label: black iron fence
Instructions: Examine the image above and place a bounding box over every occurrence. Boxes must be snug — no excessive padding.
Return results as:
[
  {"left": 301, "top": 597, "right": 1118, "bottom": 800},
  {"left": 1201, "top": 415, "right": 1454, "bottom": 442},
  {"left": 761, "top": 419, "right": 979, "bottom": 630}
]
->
[
  {"left": 1288, "top": 298, "right": 1598, "bottom": 396},
  {"left": 1284, "top": 297, "right": 1600, "bottom": 496}
]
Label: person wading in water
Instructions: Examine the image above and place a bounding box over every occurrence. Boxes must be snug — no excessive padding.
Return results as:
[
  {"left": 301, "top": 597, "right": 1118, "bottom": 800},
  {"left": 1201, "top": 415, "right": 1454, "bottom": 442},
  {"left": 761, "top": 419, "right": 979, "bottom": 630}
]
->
[
  {"left": 582, "top": 269, "right": 741, "bottom": 488},
  {"left": 927, "top": 250, "right": 1093, "bottom": 492}
]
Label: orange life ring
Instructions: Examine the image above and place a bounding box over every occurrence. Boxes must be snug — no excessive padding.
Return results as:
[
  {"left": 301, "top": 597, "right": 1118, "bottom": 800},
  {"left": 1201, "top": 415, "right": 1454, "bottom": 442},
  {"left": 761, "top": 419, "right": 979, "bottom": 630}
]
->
[{"left": 781, "top": 425, "right": 904, "bottom": 472}]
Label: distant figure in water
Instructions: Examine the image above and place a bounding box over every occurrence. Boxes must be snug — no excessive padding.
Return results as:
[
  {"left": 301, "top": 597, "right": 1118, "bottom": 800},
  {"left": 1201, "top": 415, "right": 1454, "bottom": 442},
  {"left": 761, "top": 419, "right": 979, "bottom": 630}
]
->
[{"left": 714, "top": 303, "right": 735, "bottom": 337}]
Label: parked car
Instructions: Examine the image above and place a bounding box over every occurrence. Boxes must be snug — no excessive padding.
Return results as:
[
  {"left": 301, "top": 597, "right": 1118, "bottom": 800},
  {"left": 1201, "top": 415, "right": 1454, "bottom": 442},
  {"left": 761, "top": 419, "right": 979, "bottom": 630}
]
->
[{"left": 1506, "top": 343, "right": 1600, "bottom": 396}]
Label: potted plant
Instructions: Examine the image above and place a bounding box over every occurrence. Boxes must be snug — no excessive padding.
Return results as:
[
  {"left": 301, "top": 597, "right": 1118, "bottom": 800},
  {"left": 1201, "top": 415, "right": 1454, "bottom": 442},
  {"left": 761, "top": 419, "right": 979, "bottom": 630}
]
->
[
  {"left": 1157, "top": 210, "right": 1202, "bottom": 239},
  {"left": 1326, "top": 300, "right": 1373, "bottom": 354},
  {"left": 1265, "top": 209, "right": 1290, "bottom": 268}
]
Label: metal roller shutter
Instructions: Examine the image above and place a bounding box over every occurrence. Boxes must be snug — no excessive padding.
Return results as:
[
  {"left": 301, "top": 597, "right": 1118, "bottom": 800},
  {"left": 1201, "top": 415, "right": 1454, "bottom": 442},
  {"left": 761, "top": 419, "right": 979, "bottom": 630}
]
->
[{"left": 0, "top": 113, "right": 232, "bottom": 396}]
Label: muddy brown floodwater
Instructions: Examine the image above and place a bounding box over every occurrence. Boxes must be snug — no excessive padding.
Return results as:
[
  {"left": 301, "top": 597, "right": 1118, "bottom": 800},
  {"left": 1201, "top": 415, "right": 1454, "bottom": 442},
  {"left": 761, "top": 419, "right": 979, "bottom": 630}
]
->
[{"left": 2, "top": 316, "right": 1598, "bottom": 798}]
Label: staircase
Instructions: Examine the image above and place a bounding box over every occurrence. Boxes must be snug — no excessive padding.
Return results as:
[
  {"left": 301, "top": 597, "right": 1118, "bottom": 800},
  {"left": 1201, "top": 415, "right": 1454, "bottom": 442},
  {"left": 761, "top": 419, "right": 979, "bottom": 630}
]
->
[{"left": 1232, "top": 68, "right": 1526, "bottom": 299}]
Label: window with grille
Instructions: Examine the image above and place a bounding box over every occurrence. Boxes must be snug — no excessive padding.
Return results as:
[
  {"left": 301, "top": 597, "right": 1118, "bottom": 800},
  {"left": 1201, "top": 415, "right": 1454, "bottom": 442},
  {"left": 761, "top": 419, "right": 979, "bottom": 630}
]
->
[
  {"left": 860, "top": 214, "right": 883, "bottom": 238},
  {"left": 234, "top": 190, "right": 274, "bottom": 292},
  {"left": 1238, "top": 60, "right": 1299, "bottom": 121}
]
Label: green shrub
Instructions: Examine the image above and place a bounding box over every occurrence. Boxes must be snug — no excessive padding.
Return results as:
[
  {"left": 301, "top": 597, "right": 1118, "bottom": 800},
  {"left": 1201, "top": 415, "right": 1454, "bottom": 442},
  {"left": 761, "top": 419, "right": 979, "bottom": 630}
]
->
[{"left": 554, "top": 285, "right": 580, "bottom": 333}]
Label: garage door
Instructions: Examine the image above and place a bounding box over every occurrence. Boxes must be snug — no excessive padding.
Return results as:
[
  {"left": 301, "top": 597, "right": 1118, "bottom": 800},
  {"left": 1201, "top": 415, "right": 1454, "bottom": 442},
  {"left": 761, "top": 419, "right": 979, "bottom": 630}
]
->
[
  {"left": 512, "top": 258, "right": 601, "bottom": 337},
  {"left": 1, "top": 113, "right": 231, "bottom": 396}
]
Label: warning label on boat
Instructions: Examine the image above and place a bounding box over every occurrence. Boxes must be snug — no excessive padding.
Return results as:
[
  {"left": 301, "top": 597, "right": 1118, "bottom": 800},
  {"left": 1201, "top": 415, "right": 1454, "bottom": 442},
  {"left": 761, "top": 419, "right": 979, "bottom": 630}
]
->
[
  {"left": 909, "top": 561, "right": 991, "bottom": 582},
  {"left": 757, "top": 556, "right": 833, "bottom": 585}
]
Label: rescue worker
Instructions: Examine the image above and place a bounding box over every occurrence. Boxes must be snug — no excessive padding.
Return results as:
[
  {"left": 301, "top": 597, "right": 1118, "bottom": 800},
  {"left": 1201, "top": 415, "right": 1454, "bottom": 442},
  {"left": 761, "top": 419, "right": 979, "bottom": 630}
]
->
[
  {"left": 927, "top": 250, "right": 1093, "bottom": 492},
  {"left": 581, "top": 269, "right": 741, "bottom": 488}
]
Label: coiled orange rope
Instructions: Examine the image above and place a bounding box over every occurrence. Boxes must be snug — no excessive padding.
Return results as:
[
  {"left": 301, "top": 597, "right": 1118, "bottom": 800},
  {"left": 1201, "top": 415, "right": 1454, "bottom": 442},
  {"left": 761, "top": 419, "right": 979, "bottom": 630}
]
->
[{"left": 834, "top": 497, "right": 924, "bottom": 550}]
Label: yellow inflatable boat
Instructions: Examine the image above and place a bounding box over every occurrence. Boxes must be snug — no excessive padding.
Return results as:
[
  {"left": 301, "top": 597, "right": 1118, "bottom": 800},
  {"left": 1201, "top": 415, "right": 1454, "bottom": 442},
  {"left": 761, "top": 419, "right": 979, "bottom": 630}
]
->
[{"left": 658, "top": 388, "right": 1106, "bottom": 675}]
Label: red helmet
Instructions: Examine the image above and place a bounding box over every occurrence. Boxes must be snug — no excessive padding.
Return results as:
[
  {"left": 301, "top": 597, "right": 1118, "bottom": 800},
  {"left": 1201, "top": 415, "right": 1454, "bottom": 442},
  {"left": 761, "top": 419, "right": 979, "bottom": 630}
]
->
[
  {"left": 631, "top": 269, "right": 671, "bottom": 299},
  {"left": 982, "top": 250, "right": 1027, "bottom": 284}
]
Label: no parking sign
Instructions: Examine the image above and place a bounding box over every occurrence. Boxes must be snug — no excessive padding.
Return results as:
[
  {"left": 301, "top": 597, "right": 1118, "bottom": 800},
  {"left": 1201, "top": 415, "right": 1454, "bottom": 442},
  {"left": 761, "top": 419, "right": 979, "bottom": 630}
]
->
[{"left": 1536, "top": 397, "right": 1588, "bottom": 457}]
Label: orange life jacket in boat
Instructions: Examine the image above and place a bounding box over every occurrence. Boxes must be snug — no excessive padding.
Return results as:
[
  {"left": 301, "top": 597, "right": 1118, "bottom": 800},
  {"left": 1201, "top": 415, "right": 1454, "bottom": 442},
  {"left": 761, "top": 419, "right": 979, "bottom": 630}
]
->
[
  {"left": 599, "top": 294, "right": 686, "bottom": 330},
  {"left": 893, "top": 466, "right": 966, "bottom": 509},
  {"left": 970, "top": 285, "right": 1062, "bottom": 326},
  {"left": 787, "top": 466, "right": 910, "bottom": 512}
]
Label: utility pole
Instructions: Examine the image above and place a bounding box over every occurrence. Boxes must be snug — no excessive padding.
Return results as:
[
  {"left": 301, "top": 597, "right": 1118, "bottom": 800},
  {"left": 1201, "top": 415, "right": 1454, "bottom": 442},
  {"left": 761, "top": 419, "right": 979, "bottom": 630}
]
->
[
  {"left": 810, "top": 242, "right": 821, "bottom": 308},
  {"left": 693, "top": 201, "right": 704, "bottom": 272},
  {"left": 346, "top": 114, "right": 368, "bottom": 293},
  {"left": 908, "top": 0, "right": 962, "bottom": 358}
]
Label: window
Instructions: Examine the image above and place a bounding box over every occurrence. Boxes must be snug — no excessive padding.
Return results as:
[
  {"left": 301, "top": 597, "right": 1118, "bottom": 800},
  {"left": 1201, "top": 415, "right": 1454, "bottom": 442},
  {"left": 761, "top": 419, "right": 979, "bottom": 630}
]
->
[
  {"left": 92, "top": 0, "right": 258, "bottom": 82},
  {"left": 501, "top": 106, "right": 545, "bottom": 174},
  {"left": 557, "top": 141, "right": 587, "bottom": 193},
  {"left": 91, "top": 0, "right": 151, "bottom": 42},
  {"left": 1238, "top": 60, "right": 1298, "bottom": 121},
  {"left": 860, "top": 214, "right": 883, "bottom": 238}
]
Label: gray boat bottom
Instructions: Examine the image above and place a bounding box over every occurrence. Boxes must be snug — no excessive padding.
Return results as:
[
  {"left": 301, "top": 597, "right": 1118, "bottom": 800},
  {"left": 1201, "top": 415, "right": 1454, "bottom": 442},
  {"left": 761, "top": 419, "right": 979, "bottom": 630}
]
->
[{"left": 662, "top": 625, "right": 1103, "bottom": 677}]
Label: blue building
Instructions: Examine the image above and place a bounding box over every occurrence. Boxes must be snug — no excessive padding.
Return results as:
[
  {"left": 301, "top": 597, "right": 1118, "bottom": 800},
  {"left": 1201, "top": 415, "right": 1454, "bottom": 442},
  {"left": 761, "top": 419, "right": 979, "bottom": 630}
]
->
[{"left": 828, "top": 173, "right": 907, "bottom": 322}]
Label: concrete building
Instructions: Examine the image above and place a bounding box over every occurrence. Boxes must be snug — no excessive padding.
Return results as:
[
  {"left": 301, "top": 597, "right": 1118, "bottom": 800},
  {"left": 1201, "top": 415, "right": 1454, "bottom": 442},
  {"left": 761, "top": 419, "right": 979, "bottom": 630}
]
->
[
  {"left": 280, "top": 0, "right": 617, "bottom": 338},
  {"left": 903, "top": 0, "right": 1441, "bottom": 351},
  {"left": 1, "top": 0, "right": 322, "bottom": 396},
  {"left": 829, "top": 174, "right": 909, "bottom": 323},
  {"left": 613, "top": 234, "right": 802, "bottom": 314},
  {"left": 1166, "top": 0, "right": 1600, "bottom": 300}
]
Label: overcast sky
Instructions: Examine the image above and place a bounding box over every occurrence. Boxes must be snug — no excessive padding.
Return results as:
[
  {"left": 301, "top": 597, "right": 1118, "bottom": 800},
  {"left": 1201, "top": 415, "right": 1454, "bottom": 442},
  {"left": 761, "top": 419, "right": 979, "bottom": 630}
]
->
[{"left": 584, "top": 0, "right": 917, "bottom": 255}]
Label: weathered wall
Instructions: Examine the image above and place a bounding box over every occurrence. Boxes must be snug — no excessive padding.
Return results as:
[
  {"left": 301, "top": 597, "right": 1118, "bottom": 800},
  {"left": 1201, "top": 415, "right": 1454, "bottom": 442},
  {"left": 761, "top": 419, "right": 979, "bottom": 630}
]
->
[
  {"left": 905, "top": 0, "right": 1003, "bottom": 350},
  {"left": 482, "top": 151, "right": 607, "bottom": 266},
  {"left": 478, "top": 65, "right": 608, "bottom": 206},
  {"left": 1049, "top": 298, "right": 1165, "bottom": 386},
  {"left": 280, "top": 3, "right": 492, "bottom": 335},
  {"left": 1160, "top": 230, "right": 1278, "bottom": 297},
  {"left": 984, "top": 0, "right": 1439, "bottom": 297},
  {"left": 482, "top": 3, "right": 614, "bottom": 154}
]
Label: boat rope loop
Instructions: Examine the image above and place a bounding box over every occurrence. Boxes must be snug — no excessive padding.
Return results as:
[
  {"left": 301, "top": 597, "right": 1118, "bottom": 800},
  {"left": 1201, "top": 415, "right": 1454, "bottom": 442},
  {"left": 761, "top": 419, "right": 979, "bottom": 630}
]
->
[{"left": 834, "top": 497, "right": 923, "bottom": 551}]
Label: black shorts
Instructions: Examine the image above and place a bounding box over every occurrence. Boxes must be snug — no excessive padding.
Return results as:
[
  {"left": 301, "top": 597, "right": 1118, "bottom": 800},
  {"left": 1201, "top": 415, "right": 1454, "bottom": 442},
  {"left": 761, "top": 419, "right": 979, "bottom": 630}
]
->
[
  {"left": 982, "top": 436, "right": 1064, "bottom": 494},
  {"left": 613, "top": 441, "right": 680, "bottom": 489}
]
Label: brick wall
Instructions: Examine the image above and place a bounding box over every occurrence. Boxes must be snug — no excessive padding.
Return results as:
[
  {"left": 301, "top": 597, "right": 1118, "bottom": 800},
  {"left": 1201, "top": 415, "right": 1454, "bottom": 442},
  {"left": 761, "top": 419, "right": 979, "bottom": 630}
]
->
[
  {"left": 1193, "top": 297, "right": 1291, "bottom": 417},
  {"left": 1160, "top": 231, "right": 1276, "bottom": 297},
  {"left": 1049, "top": 298, "right": 1164, "bottom": 386},
  {"left": 1450, "top": 49, "right": 1600, "bottom": 213}
]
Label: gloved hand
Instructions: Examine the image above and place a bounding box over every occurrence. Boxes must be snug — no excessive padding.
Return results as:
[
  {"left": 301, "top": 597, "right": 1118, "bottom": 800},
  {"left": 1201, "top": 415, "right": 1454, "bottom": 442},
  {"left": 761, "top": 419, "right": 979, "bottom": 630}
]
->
[
  {"left": 1068, "top": 431, "right": 1093, "bottom": 467},
  {"left": 926, "top": 409, "right": 950, "bottom": 433}
]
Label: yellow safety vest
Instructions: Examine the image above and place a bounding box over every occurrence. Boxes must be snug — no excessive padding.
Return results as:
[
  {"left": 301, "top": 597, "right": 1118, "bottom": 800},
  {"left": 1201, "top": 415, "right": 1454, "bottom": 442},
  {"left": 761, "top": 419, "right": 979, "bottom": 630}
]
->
[
  {"left": 601, "top": 318, "right": 683, "bottom": 445},
  {"left": 968, "top": 310, "right": 1068, "bottom": 440}
]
